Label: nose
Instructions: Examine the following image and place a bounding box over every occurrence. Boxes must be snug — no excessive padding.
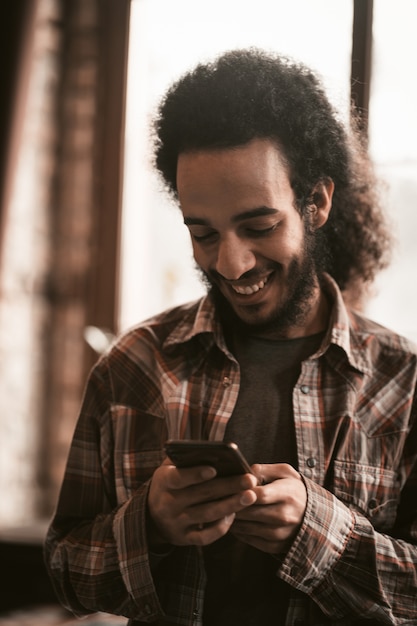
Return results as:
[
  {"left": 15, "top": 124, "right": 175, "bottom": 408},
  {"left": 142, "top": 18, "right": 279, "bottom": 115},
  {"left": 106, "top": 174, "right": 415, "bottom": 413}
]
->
[{"left": 215, "top": 234, "right": 256, "bottom": 280}]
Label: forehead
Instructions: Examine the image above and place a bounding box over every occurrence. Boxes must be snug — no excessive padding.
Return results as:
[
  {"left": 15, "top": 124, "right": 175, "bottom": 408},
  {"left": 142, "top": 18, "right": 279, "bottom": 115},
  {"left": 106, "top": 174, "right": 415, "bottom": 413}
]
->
[{"left": 176, "top": 138, "right": 293, "bottom": 213}]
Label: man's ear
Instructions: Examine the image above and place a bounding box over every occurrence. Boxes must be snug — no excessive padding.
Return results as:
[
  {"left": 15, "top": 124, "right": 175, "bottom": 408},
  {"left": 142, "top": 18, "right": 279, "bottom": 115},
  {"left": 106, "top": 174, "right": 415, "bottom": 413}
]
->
[{"left": 308, "top": 179, "right": 334, "bottom": 229}]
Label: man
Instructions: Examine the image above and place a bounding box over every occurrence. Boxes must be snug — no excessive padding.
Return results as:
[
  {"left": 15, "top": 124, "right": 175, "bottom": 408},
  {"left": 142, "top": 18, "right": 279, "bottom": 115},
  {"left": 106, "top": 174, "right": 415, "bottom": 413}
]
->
[{"left": 44, "top": 49, "right": 417, "bottom": 625}]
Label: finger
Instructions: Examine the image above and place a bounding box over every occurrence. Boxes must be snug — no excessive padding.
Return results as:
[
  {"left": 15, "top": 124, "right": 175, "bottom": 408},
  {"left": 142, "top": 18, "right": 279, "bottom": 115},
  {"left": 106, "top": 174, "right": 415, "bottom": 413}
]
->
[
  {"left": 186, "top": 488, "right": 257, "bottom": 528},
  {"left": 252, "top": 480, "right": 289, "bottom": 505},
  {"left": 232, "top": 480, "right": 286, "bottom": 508},
  {"left": 166, "top": 465, "right": 258, "bottom": 491},
  {"left": 234, "top": 505, "right": 284, "bottom": 526},
  {"left": 185, "top": 472, "right": 257, "bottom": 504},
  {"left": 165, "top": 464, "right": 217, "bottom": 489},
  {"left": 235, "top": 496, "right": 303, "bottom": 526},
  {"left": 251, "top": 462, "right": 299, "bottom": 485}
]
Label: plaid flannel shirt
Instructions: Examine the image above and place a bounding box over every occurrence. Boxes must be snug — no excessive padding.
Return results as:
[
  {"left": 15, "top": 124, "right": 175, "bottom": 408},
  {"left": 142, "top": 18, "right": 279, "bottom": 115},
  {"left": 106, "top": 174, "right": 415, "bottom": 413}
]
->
[{"left": 45, "top": 276, "right": 417, "bottom": 625}]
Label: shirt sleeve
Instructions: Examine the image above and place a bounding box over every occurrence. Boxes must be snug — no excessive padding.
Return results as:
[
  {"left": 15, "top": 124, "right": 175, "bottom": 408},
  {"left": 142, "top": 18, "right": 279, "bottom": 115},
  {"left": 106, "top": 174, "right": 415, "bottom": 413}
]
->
[
  {"left": 278, "top": 467, "right": 417, "bottom": 623},
  {"left": 43, "top": 363, "right": 165, "bottom": 622}
]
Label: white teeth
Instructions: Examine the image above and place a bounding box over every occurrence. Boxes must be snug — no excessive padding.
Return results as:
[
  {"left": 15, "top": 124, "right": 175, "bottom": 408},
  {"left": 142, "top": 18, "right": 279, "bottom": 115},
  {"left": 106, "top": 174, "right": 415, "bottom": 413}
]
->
[{"left": 232, "top": 278, "right": 267, "bottom": 295}]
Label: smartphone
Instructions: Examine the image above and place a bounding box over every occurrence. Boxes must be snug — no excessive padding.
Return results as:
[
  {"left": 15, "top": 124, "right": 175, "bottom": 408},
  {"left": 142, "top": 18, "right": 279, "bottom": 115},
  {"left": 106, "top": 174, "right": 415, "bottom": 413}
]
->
[{"left": 164, "top": 440, "right": 254, "bottom": 478}]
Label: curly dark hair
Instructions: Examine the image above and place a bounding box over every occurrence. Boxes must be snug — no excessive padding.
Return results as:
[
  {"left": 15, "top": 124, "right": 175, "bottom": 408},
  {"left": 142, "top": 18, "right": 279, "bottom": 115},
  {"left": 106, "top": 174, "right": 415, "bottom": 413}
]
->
[{"left": 152, "top": 48, "right": 392, "bottom": 303}]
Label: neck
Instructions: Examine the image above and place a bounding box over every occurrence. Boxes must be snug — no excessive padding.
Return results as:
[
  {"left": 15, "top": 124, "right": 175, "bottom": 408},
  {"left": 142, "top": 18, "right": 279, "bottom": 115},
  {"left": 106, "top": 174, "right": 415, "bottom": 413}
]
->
[{"left": 284, "top": 286, "right": 330, "bottom": 339}]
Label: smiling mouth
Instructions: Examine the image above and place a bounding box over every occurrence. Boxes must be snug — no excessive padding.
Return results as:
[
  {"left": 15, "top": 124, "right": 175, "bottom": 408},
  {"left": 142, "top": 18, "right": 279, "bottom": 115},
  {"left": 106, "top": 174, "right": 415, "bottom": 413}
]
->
[{"left": 230, "top": 275, "right": 269, "bottom": 295}]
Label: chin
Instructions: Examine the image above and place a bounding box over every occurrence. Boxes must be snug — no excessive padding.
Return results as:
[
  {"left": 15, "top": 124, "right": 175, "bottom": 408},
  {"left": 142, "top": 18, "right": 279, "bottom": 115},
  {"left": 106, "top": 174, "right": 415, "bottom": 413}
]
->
[
  {"left": 219, "top": 295, "right": 293, "bottom": 336},
  {"left": 231, "top": 302, "right": 278, "bottom": 327}
]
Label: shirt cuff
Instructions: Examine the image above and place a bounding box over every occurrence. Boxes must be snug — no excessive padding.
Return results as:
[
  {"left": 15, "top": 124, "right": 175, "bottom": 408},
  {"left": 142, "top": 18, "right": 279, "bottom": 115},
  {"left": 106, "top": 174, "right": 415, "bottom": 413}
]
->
[
  {"left": 113, "top": 481, "right": 165, "bottom": 621},
  {"left": 278, "top": 476, "right": 355, "bottom": 593}
]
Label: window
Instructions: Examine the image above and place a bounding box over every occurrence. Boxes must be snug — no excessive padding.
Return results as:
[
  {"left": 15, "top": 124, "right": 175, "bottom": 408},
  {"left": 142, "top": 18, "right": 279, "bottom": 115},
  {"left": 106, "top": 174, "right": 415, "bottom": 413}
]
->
[{"left": 365, "top": 0, "right": 417, "bottom": 342}]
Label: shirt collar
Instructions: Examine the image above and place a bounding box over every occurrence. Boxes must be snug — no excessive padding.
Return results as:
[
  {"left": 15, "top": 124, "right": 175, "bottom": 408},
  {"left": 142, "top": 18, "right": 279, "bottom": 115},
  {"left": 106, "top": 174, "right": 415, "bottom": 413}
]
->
[
  {"left": 320, "top": 274, "right": 372, "bottom": 375},
  {"left": 163, "top": 293, "right": 228, "bottom": 353}
]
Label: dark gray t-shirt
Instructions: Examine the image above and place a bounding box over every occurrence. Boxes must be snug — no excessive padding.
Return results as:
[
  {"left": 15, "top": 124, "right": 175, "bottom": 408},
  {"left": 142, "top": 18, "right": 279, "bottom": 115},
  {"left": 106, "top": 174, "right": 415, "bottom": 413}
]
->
[{"left": 203, "top": 331, "right": 324, "bottom": 626}]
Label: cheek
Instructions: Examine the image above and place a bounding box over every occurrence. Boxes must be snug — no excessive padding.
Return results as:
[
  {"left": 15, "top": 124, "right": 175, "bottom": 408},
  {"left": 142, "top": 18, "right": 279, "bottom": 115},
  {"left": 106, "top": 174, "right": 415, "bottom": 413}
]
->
[{"left": 265, "top": 232, "right": 303, "bottom": 265}]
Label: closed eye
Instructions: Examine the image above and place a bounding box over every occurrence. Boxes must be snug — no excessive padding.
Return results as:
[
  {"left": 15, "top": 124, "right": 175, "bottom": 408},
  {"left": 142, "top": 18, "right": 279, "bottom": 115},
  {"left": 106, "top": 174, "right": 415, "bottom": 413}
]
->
[
  {"left": 189, "top": 228, "right": 218, "bottom": 242},
  {"left": 246, "top": 223, "right": 279, "bottom": 237}
]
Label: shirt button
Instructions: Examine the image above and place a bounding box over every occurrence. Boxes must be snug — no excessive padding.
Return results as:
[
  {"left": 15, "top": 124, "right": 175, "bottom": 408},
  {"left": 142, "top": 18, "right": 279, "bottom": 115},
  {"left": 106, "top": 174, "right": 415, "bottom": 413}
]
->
[
  {"left": 300, "top": 384, "right": 310, "bottom": 394},
  {"left": 368, "top": 498, "right": 378, "bottom": 510},
  {"left": 192, "top": 608, "right": 200, "bottom": 619},
  {"left": 306, "top": 457, "right": 317, "bottom": 468},
  {"left": 222, "top": 377, "right": 231, "bottom": 387}
]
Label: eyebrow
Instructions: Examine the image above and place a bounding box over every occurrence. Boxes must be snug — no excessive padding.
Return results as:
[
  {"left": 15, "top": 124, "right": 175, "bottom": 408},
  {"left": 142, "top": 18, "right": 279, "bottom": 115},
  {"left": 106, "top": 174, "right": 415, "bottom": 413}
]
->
[{"left": 183, "top": 206, "right": 278, "bottom": 226}]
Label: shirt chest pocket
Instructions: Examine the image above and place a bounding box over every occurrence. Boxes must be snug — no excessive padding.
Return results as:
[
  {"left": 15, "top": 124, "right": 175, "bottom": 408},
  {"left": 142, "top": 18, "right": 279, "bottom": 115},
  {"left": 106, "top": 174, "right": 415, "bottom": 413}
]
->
[{"left": 332, "top": 459, "right": 401, "bottom": 531}]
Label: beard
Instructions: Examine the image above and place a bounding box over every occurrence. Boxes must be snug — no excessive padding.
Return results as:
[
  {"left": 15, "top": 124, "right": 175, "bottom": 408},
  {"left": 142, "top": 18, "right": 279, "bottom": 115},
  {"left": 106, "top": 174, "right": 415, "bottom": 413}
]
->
[{"left": 197, "top": 223, "right": 328, "bottom": 338}]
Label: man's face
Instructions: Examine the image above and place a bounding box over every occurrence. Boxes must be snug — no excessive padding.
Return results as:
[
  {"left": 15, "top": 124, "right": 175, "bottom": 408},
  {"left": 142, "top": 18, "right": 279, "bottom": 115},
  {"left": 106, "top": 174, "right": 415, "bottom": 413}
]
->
[{"left": 177, "top": 138, "right": 328, "bottom": 336}]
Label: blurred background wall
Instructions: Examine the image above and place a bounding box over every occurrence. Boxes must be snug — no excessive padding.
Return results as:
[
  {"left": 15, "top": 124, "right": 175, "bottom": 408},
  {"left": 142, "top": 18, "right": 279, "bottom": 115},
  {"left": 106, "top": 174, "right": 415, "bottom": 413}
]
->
[
  {"left": 0, "top": 0, "right": 130, "bottom": 614},
  {"left": 0, "top": 0, "right": 130, "bottom": 530}
]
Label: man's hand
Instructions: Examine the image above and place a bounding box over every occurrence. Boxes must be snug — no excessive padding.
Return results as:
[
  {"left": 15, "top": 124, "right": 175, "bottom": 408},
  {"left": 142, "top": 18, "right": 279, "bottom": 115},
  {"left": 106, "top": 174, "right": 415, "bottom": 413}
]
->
[
  {"left": 231, "top": 463, "right": 307, "bottom": 555},
  {"left": 147, "top": 458, "right": 258, "bottom": 547}
]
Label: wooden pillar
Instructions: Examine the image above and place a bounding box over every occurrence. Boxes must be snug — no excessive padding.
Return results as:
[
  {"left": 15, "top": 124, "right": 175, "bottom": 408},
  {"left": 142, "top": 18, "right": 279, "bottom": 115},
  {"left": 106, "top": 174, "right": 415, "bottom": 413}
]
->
[
  {"left": 351, "top": 0, "right": 374, "bottom": 135},
  {"left": 39, "top": 0, "right": 131, "bottom": 517},
  {"left": 0, "top": 1, "right": 39, "bottom": 259}
]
